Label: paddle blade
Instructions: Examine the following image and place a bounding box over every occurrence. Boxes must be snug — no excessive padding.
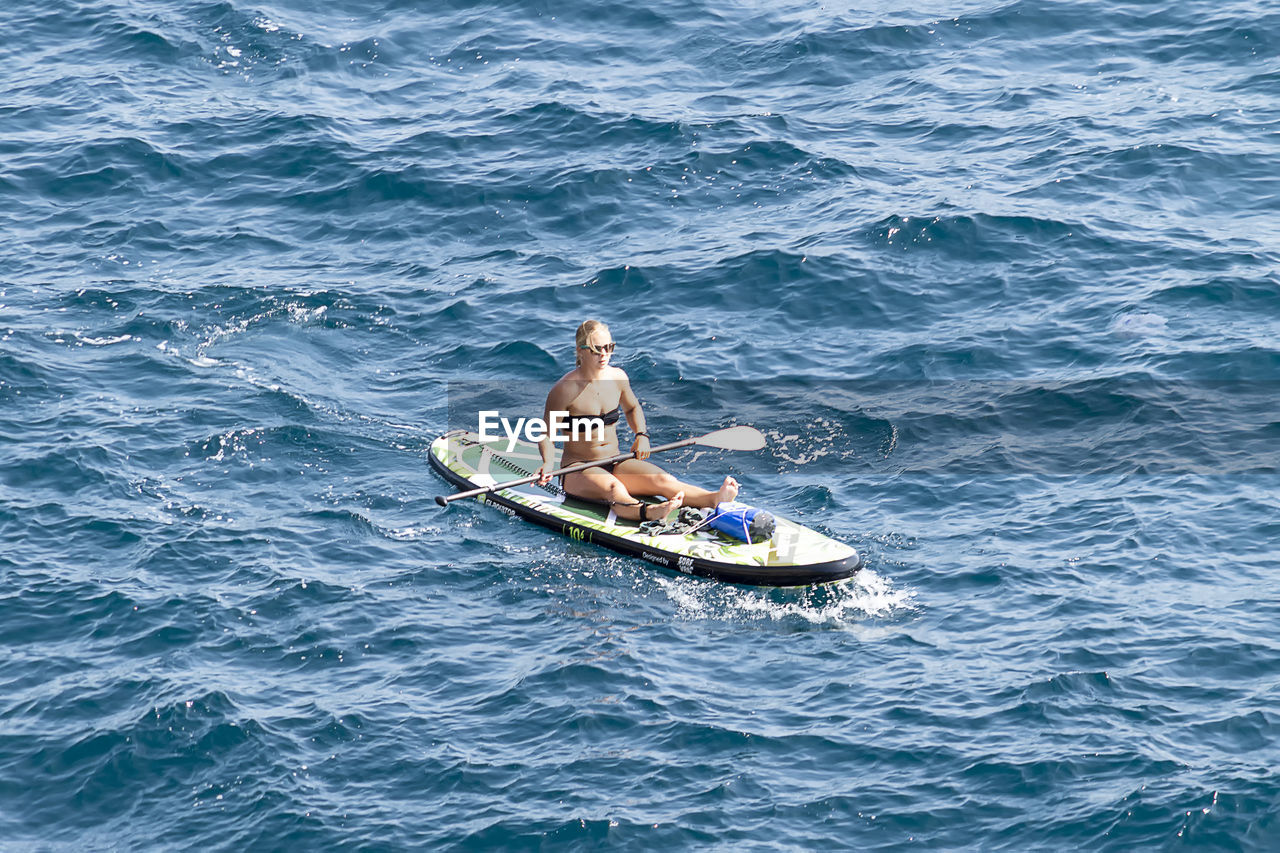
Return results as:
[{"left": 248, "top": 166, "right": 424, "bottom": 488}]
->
[{"left": 696, "top": 426, "right": 766, "bottom": 451}]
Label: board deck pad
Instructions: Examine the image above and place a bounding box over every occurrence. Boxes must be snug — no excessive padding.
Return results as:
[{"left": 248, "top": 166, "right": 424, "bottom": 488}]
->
[{"left": 430, "top": 431, "right": 861, "bottom": 586}]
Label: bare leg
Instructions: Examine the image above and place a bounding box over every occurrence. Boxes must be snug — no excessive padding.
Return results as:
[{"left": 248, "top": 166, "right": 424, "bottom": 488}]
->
[
  {"left": 562, "top": 466, "right": 684, "bottom": 521},
  {"left": 613, "top": 460, "right": 739, "bottom": 508}
]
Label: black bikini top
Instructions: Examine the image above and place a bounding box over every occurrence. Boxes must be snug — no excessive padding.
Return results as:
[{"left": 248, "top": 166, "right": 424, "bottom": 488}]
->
[{"left": 568, "top": 406, "right": 620, "bottom": 428}]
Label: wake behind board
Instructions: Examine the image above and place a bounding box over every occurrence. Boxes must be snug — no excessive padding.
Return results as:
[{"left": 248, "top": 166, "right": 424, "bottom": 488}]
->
[{"left": 429, "top": 430, "right": 862, "bottom": 587}]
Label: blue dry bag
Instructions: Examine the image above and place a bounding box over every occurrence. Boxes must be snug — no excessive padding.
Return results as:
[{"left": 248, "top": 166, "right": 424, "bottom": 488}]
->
[{"left": 707, "top": 501, "right": 776, "bottom": 544}]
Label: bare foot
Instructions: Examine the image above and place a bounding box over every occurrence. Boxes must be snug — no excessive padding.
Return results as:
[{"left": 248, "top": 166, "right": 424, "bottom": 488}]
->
[
  {"left": 647, "top": 490, "right": 684, "bottom": 521},
  {"left": 714, "top": 476, "right": 739, "bottom": 505}
]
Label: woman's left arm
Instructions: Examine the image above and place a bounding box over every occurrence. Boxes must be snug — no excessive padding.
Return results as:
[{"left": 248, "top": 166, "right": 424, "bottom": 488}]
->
[{"left": 617, "top": 372, "right": 651, "bottom": 459}]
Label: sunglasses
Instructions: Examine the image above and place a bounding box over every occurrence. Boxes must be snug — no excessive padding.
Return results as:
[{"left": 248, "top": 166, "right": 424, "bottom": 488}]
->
[{"left": 579, "top": 342, "right": 616, "bottom": 355}]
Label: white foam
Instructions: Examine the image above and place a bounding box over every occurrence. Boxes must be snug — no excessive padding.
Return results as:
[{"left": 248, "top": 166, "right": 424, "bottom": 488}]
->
[
  {"left": 657, "top": 567, "right": 916, "bottom": 625},
  {"left": 74, "top": 332, "right": 133, "bottom": 346}
]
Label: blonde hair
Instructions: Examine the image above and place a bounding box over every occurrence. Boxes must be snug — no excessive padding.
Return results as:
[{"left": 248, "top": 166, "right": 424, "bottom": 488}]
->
[{"left": 575, "top": 319, "right": 609, "bottom": 366}]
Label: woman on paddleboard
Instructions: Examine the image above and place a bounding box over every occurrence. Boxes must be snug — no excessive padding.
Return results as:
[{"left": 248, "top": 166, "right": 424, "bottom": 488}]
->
[{"left": 534, "top": 319, "right": 739, "bottom": 521}]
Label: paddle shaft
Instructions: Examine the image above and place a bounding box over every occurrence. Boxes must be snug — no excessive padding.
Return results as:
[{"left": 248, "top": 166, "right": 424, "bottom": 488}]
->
[{"left": 434, "top": 436, "right": 698, "bottom": 506}]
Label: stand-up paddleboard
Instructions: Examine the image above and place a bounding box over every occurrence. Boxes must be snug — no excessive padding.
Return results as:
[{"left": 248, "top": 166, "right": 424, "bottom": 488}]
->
[{"left": 429, "top": 430, "right": 862, "bottom": 586}]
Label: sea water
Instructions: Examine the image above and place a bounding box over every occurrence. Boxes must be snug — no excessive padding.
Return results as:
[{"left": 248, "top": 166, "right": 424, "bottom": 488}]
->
[{"left": 2, "top": 0, "right": 1278, "bottom": 848}]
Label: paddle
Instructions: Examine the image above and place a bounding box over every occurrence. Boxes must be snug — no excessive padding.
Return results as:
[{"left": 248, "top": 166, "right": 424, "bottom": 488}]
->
[{"left": 433, "top": 425, "right": 765, "bottom": 507}]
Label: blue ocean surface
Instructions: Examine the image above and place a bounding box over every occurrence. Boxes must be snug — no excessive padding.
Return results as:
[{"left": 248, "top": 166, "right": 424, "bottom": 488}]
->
[{"left": 2, "top": 0, "right": 1279, "bottom": 847}]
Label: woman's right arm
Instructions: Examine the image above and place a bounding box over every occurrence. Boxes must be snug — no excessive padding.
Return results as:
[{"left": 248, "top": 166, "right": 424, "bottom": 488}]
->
[{"left": 537, "top": 383, "right": 567, "bottom": 484}]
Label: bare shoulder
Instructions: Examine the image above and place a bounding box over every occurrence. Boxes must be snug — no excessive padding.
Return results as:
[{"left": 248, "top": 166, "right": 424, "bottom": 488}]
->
[
  {"left": 606, "top": 366, "right": 630, "bottom": 383},
  {"left": 546, "top": 370, "right": 581, "bottom": 406},
  {"left": 612, "top": 367, "right": 639, "bottom": 407}
]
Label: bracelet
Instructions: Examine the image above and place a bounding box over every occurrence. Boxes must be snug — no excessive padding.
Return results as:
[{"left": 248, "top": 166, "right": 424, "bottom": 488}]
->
[{"left": 635, "top": 431, "right": 649, "bottom": 438}]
